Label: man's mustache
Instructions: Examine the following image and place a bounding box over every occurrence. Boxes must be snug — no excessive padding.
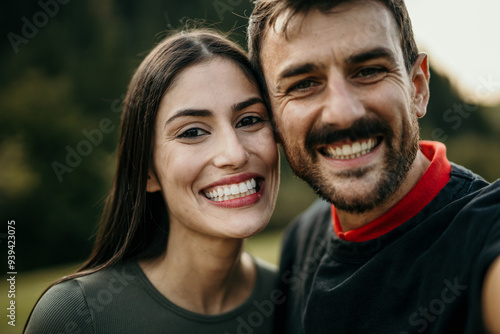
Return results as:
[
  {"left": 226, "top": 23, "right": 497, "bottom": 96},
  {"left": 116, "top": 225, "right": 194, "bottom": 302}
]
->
[{"left": 305, "top": 117, "right": 393, "bottom": 151}]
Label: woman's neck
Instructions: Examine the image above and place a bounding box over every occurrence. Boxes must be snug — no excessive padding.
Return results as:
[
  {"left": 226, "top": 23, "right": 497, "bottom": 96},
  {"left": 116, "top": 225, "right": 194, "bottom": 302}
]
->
[{"left": 139, "top": 228, "right": 256, "bottom": 315}]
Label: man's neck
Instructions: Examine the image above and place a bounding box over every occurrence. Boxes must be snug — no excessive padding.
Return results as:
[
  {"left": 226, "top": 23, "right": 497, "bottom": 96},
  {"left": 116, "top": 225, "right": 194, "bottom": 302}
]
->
[{"left": 337, "top": 149, "right": 431, "bottom": 232}]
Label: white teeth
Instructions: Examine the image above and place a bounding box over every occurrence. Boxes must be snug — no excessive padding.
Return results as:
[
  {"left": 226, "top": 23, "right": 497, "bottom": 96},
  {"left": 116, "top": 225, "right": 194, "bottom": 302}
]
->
[
  {"left": 204, "top": 178, "right": 258, "bottom": 202},
  {"left": 352, "top": 142, "right": 361, "bottom": 153},
  {"left": 325, "top": 138, "right": 378, "bottom": 160},
  {"left": 342, "top": 144, "right": 352, "bottom": 155},
  {"left": 230, "top": 184, "right": 239, "bottom": 195}
]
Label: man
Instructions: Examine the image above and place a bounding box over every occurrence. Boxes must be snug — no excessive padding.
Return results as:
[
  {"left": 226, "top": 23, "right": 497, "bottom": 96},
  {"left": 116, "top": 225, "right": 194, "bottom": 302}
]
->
[{"left": 247, "top": 0, "right": 500, "bottom": 333}]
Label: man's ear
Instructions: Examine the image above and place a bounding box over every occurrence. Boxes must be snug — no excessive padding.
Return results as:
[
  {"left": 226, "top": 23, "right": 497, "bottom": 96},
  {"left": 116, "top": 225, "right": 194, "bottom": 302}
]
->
[
  {"left": 146, "top": 170, "right": 161, "bottom": 193},
  {"left": 411, "top": 53, "right": 430, "bottom": 118}
]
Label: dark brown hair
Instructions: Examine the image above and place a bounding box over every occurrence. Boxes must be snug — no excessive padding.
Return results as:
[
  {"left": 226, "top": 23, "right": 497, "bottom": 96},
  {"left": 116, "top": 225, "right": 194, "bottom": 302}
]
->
[
  {"left": 25, "top": 29, "right": 260, "bottom": 330},
  {"left": 247, "top": 0, "right": 419, "bottom": 91},
  {"left": 78, "top": 29, "right": 259, "bottom": 274}
]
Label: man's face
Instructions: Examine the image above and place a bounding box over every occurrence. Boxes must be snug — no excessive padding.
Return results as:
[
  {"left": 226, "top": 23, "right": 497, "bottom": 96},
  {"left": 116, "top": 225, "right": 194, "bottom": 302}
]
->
[{"left": 260, "top": 1, "right": 427, "bottom": 213}]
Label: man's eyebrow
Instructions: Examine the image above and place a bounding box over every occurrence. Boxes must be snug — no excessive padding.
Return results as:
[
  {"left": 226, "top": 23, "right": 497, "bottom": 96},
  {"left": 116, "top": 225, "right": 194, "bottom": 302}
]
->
[
  {"left": 165, "top": 109, "right": 212, "bottom": 128},
  {"left": 277, "top": 63, "right": 323, "bottom": 81},
  {"left": 232, "top": 97, "right": 265, "bottom": 112},
  {"left": 346, "top": 47, "right": 397, "bottom": 65},
  {"left": 275, "top": 47, "right": 395, "bottom": 83}
]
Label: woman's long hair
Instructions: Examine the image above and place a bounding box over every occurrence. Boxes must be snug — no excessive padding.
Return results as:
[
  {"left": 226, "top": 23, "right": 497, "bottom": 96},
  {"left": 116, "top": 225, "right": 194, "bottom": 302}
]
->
[
  {"left": 29, "top": 29, "right": 260, "bottom": 306},
  {"left": 75, "top": 29, "right": 260, "bottom": 276}
]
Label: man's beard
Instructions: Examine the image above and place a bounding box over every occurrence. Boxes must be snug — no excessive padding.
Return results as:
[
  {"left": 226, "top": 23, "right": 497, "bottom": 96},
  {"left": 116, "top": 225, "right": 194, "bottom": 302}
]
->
[{"left": 280, "top": 110, "right": 420, "bottom": 214}]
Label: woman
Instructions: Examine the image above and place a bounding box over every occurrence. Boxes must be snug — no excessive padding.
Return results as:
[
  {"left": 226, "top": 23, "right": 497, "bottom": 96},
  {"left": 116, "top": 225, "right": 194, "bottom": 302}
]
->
[{"left": 25, "top": 29, "right": 280, "bottom": 333}]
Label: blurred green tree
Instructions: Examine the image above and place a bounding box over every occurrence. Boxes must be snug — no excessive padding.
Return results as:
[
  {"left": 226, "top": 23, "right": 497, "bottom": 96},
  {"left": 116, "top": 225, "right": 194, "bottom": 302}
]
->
[{"left": 0, "top": 0, "right": 498, "bottom": 270}]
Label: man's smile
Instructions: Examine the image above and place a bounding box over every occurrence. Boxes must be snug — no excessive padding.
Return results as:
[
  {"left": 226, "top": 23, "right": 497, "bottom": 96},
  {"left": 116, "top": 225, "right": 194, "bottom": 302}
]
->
[{"left": 319, "top": 137, "right": 382, "bottom": 160}]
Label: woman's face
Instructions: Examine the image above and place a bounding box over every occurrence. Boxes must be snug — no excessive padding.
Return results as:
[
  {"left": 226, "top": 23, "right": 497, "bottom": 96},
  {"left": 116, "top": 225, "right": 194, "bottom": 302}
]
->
[{"left": 147, "top": 58, "right": 279, "bottom": 240}]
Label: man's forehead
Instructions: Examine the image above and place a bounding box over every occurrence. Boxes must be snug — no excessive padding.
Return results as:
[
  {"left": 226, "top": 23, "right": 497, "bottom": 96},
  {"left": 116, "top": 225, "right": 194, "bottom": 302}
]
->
[
  {"left": 268, "top": 5, "right": 348, "bottom": 42},
  {"left": 265, "top": 1, "right": 394, "bottom": 43},
  {"left": 260, "top": 2, "right": 401, "bottom": 71}
]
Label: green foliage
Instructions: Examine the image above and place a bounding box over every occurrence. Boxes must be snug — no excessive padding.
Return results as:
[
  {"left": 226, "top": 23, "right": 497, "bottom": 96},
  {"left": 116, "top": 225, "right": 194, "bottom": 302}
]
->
[
  {"left": 1, "top": 1, "right": 499, "bottom": 271},
  {"left": 420, "top": 67, "right": 500, "bottom": 182}
]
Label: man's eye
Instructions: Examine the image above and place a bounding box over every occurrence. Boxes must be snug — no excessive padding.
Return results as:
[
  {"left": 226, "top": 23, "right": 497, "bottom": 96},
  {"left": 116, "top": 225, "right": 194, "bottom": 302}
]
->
[
  {"left": 289, "top": 80, "right": 317, "bottom": 92},
  {"left": 178, "top": 128, "right": 209, "bottom": 138},
  {"left": 356, "top": 67, "right": 387, "bottom": 79},
  {"left": 236, "top": 116, "right": 264, "bottom": 128}
]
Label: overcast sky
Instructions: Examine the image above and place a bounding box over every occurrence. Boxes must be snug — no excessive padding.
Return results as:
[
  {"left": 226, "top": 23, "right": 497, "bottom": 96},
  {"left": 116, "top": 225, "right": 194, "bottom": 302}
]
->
[{"left": 405, "top": 0, "right": 500, "bottom": 105}]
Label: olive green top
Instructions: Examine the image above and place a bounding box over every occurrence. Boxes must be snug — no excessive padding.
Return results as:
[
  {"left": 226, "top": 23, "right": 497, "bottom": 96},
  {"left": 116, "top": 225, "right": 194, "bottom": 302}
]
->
[{"left": 25, "top": 257, "right": 278, "bottom": 333}]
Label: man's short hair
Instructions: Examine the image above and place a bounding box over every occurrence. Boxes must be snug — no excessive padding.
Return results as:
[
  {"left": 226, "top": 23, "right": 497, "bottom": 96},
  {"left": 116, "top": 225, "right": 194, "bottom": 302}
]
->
[{"left": 248, "top": 0, "right": 419, "bottom": 91}]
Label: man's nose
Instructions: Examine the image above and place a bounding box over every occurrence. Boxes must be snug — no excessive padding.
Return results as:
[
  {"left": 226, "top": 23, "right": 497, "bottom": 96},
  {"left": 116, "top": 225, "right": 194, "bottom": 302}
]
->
[{"left": 321, "top": 77, "right": 366, "bottom": 128}]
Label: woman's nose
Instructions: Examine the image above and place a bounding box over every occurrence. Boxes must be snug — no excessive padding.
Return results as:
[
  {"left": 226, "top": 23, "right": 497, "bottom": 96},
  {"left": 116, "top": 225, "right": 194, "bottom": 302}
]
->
[{"left": 212, "top": 129, "right": 250, "bottom": 169}]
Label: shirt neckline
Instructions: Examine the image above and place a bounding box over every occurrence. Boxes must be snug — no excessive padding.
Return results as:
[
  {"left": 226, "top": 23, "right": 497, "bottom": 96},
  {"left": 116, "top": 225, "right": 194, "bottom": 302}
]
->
[
  {"left": 333, "top": 141, "right": 451, "bottom": 242},
  {"left": 130, "top": 256, "right": 263, "bottom": 323}
]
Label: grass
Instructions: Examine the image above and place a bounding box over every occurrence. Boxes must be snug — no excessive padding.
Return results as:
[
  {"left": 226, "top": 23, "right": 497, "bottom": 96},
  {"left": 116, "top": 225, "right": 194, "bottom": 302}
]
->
[
  {"left": 0, "top": 229, "right": 283, "bottom": 333},
  {"left": 1, "top": 262, "right": 81, "bottom": 334}
]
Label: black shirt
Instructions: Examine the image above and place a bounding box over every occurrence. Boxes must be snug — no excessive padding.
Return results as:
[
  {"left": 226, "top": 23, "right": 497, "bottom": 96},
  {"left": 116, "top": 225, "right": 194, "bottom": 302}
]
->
[{"left": 276, "top": 164, "right": 500, "bottom": 334}]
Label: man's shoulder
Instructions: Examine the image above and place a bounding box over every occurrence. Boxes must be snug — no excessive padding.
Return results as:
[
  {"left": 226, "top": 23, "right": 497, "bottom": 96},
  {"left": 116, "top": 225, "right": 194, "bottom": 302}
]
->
[
  {"left": 295, "top": 198, "right": 331, "bottom": 223},
  {"left": 450, "top": 162, "right": 490, "bottom": 191},
  {"left": 282, "top": 199, "right": 331, "bottom": 252},
  {"left": 448, "top": 162, "right": 500, "bottom": 210},
  {"left": 462, "top": 177, "right": 500, "bottom": 219},
  {"left": 288, "top": 199, "right": 330, "bottom": 231}
]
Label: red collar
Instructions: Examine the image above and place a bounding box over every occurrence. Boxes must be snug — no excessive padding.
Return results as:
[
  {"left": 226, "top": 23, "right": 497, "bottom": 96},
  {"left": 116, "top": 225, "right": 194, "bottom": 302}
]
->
[{"left": 333, "top": 141, "right": 451, "bottom": 242}]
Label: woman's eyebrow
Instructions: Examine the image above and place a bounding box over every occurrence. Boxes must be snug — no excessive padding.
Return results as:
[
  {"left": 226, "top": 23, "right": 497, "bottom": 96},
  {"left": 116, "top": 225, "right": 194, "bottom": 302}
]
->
[
  {"left": 164, "top": 109, "right": 212, "bottom": 128},
  {"left": 164, "top": 97, "right": 264, "bottom": 129},
  {"left": 232, "top": 97, "right": 265, "bottom": 112}
]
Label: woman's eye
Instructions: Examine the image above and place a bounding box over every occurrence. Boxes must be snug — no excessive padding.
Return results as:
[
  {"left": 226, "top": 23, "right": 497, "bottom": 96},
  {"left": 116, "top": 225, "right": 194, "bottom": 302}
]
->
[
  {"left": 177, "top": 128, "right": 209, "bottom": 138},
  {"left": 236, "top": 116, "right": 263, "bottom": 128}
]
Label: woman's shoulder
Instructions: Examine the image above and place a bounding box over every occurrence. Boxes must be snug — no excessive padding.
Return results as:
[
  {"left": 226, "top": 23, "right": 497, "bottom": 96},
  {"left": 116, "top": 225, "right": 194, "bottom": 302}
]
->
[
  {"left": 25, "top": 262, "right": 140, "bottom": 333},
  {"left": 25, "top": 279, "right": 94, "bottom": 333}
]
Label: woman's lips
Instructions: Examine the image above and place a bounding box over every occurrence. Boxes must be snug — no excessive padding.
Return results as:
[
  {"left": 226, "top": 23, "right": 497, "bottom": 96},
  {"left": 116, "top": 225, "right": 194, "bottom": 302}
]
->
[
  {"left": 203, "top": 177, "right": 258, "bottom": 202},
  {"left": 201, "top": 176, "right": 265, "bottom": 208}
]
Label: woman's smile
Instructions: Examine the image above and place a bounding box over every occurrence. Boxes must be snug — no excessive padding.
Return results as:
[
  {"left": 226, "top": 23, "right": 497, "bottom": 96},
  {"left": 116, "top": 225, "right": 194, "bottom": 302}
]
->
[{"left": 202, "top": 174, "right": 265, "bottom": 208}]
